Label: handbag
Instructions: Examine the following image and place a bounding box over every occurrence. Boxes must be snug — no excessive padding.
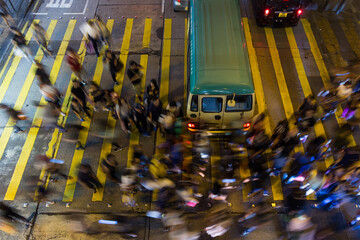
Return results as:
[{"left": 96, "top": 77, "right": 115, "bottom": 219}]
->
[{"left": 84, "top": 39, "right": 95, "bottom": 55}]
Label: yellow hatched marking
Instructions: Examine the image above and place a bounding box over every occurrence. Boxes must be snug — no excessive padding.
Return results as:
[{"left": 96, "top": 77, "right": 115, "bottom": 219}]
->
[
  {"left": 3, "top": 20, "right": 63, "bottom": 200},
  {"left": 302, "top": 19, "right": 356, "bottom": 147},
  {"left": 243, "top": 18, "right": 283, "bottom": 201},
  {"left": 0, "top": 21, "right": 29, "bottom": 81},
  {"left": 0, "top": 20, "right": 56, "bottom": 167},
  {"left": 62, "top": 20, "right": 116, "bottom": 202},
  {"left": 184, "top": 18, "right": 188, "bottom": 110},
  {"left": 115, "top": 18, "right": 133, "bottom": 94},
  {"left": 315, "top": 15, "right": 347, "bottom": 68},
  {"left": 0, "top": 20, "right": 39, "bottom": 103},
  {"left": 36, "top": 39, "right": 87, "bottom": 198},
  {"left": 152, "top": 19, "right": 172, "bottom": 204},
  {"left": 63, "top": 59, "right": 104, "bottom": 202},
  {"left": 339, "top": 18, "right": 360, "bottom": 59},
  {"left": 285, "top": 27, "right": 334, "bottom": 168}
]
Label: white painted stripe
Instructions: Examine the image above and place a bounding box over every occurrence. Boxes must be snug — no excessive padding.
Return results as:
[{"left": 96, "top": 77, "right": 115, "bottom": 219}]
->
[{"left": 63, "top": 0, "right": 89, "bottom": 15}]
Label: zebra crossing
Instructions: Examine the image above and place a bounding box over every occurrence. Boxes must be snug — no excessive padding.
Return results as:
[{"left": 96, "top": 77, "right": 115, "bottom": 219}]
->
[{"left": 0, "top": 13, "right": 359, "bottom": 209}]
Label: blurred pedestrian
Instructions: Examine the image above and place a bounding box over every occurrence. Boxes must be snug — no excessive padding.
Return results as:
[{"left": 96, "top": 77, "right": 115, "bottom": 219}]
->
[
  {"left": 77, "top": 163, "right": 102, "bottom": 193},
  {"left": 66, "top": 48, "right": 86, "bottom": 84},
  {"left": 10, "top": 27, "right": 33, "bottom": 62},
  {"left": 101, "top": 154, "right": 120, "bottom": 183},
  {"left": 95, "top": 15, "right": 112, "bottom": 48},
  {"left": 89, "top": 81, "right": 106, "bottom": 111},
  {"left": 103, "top": 49, "right": 123, "bottom": 84},
  {"left": 0, "top": 0, "right": 13, "bottom": 28},
  {"left": 0, "top": 202, "right": 31, "bottom": 226},
  {"left": 115, "top": 97, "right": 133, "bottom": 134},
  {"left": 145, "top": 79, "right": 159, "bottom": 106},
  {"left": 147, "top": 98, "right": 163, "bottom": 131},
  {"left": 80, "top": 20, "right": 101, "bottom": 57},
  {"left": 0, "top": 104, "right": 27, "bottom": 133},
  {"left": 127, "top": 60, "right": 144, "bottom": 102},
  {"left": 71, "top": 79, "right": 91, "bottom": 118},
  {"left": 34, "top": 61, "right": 51, "bottom": 85},
  {"left": 132, "top": 103, "right": 149, "bottom": 136},
  {"left": 32, "top": 22, "right": 53, "bottom": 57}
]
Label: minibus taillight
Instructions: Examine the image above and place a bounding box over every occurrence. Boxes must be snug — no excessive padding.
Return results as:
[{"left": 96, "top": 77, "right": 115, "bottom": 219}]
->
[
  {"left": 264, "top": 9, "right": 270, "bottom": 16},
  {"left": 243, "top": 122, "right": 251, "bottom": 130},
  {"left": 297, "top": 9, "right": 302, "bottom": 15},
  {"left": 188, "top": 123, "right": 196, "bottom": 128}
]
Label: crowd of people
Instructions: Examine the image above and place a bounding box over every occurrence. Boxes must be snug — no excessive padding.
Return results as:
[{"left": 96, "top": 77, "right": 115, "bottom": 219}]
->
[{"left": 1, "top": 9, "right": 360, "bottom": 240}]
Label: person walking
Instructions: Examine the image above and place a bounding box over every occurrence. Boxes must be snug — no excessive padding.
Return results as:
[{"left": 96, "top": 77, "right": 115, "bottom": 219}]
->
[
  {"left": 0, "top": 0, "right": 13, "bottom": 28},
  {"left": 39, "top": 82, "right": 65, "bottom": 115},
  {"left": 0, "top": 104, "right": 27, "bottom": 133},
  {"left": 35, "top": 61, "right": 51, "bottom": 85},
  {"left": 127, "top": 60, "right": 143, "bottom": 102},
  {"left": 32, "top": 22, "right": 53, "bottom": 57},
  {"left": 115, "top": 97, "right": 133, "bottom": 134},
  {"left": 66, "top": 48, "right": 86, "bottom": 84},
  {"left": 132, "top": 103, "right": 149, "bottom": 136},
  {"left": 103, "top": 49, "right": 123, "bottom": 85},
  {"left": 71, "top": 79, "right": 91, "bottom": 118},
  {"left": 95, "top": 15, "right": 112, "bottom": 48},
  {"left": 145, "top": 79, "right": 159, "bottom": 106},
  {"left": 77, "top": 163, "right": 102, "bottom": 193},
  {"left": 80, "top": 20, "right": 101, "bottom": 57},
  {"left": 147, "top": 98, "right": 163, "bottom": 131},
  {"left": 10, "top": 27, "right": 33, "bottom": 62}
]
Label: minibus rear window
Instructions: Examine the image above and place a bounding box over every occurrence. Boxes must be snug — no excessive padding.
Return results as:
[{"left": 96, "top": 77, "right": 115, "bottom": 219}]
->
[
  {"left": 202, "top": 97, "right": 222, "bottom": 113},
  {"left": 226, "top": 95, "right": 252, "bottom": 112},
  {"left": 190, "top": 95, "right": 198, "bottom": 112}
]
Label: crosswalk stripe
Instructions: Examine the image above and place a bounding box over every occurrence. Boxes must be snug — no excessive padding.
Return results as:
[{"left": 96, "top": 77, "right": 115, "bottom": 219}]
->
[
  {"left": 152, "top": 18, "right": 172, "bottom": 205},
  {"left": 339, "top": 17, "right": 360, "bottom": 60},
  {"left": 285, "top": 27, "right": 334, "bottom": 168},
  {"left": 243, "top": 18, "right": 283, "bottom": 201},
  {"left": 63, "top": 19, "right": 128, "bottom": 202},
  {"left": 37, "top": 38, "right": 87, "bottom": 199},
  {"left": 301, "top": 19, "right": 356, "bottom": 147},
  {"left": 3, "top": 20, "right": 62, "bottom": 200},
  {"left": 0, "top": 21, "right": 29, "bottom": 82},
  {"left": 315, "top": 15, "right": 347, "bottom": 68},
  {"left": 0, "top": 20, "right": 55, "bottom": 167},
  {"left": 0, "top": 20, "right": 39, "bottom": 103}
]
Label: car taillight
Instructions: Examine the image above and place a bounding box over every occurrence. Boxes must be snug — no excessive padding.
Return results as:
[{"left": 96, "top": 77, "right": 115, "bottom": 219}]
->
[
  {"left": 297, "top": 9, "right": 302, "bottom": 15},
  {"left": 243, "top": 122, "right": 251, "bottom": 129},
  {"left": 176, "top": 0, "right": 181, "bottom": 2},
  {"left": 264, "top": 9, "right": 270, "bottom": 16},
  {"left": 188, "top": 123, "right": 196, "bottom": 128}
]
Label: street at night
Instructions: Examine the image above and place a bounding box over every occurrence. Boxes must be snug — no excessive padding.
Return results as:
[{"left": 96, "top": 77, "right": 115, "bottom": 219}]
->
[{"left": 0, "top": 0, "right": 360, "bottom": 239}]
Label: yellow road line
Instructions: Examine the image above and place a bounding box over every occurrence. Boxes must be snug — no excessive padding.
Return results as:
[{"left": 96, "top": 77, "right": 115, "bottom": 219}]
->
[
  {"left": 115, "top": 18, "right": 133, "bottom": 94},
  {"left": 0, "top": 20, "right": 56, "bottom": 166},
  {"left": 315, "top": 15, "right": 347, "bottom": 68},
  {"left": 184, "top": 18, "right": 188, "bottom": 110},
  {"left": 0, "top": 20, "right": 39, "bottom": 103},
  {"left": 36, "top": 39, "right": 87, "bottom": 198},
  {"left": 152, "top": 19, "right": 172, "bottom": 204},
  {"left": 302, "top": 19, "right": 356, "bottom": 147},
  {"left": 0, "top": 21, "right": 29, "bottom": 81},
  {"left": 63, "top": 20, "right": 118, "bottom": 202},
  {"left": 243, "top": 18, "right": 283, "bottom": 201},
  {"left": 32, "top": 0, "right": 40, "bottom": 12},
  {"left": 285, "top": 27, "right": 334, "bottom": 168},
  {"left": 3, "top": 20, "right": 65, "bottom": 201},
  {"left": 339, "top": 18, "right": 360, "bottom": 59}
]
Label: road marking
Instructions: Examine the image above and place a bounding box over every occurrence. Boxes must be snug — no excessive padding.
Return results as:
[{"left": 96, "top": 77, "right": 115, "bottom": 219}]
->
[
  {"left": 2, "top": 20, "right": 62, "bottom": 200},
  {"left": 315, "top": 15, "right": 347, "bottom": 68},
  {"left": 0, "top": 20, "right": 39, "bottom": 103},
  {"left": 0, "top": 20, "right": 52, "bottom": 166},
  {"left": 184, "top": 18, "right": 188, "bottom": 111},
  {"left": 243, "top": 18, "right": 283, "bottom": 201},
  {"left": 301, "top": 19, "right": 356, "bottom": 147},
  {"left": 64, "top": 20, "right": 131, "bottom": 202},
  {"left": 162, "top": 0, "right": 165, "bottom": 14},
  {"left": 63, "top": 0, "right": 89, "bottom": 15},
  {"left": 285, "top": 27, "right": 334, "bottom": 168},
  {"left": 37, "top": 38, "right": 87, "bottom": 199},
  {"left": 60, "top": 0, "right": 73, "bottom": 8},
  {"left": 32, "top": 0, "right": 40, "bottom": 12},
  {"left": 0, "top": 21, "right": 29, "bottom": 83},
  {"left": 339, "top": 18, "right": 360, "bottom": 60},
  {"left": 152, "top": 18, "right": 172, "bottom": 205}
]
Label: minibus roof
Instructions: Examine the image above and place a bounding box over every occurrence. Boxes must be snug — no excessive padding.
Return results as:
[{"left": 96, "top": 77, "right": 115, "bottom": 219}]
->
[{"left": 189, "top": 0, "right": 254, "bottom": 95}]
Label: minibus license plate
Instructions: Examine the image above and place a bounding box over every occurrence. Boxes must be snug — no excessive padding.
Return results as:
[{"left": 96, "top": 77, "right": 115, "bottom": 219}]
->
[{"left": 278, "top": 12, "right": 288, "bottom": 17}]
